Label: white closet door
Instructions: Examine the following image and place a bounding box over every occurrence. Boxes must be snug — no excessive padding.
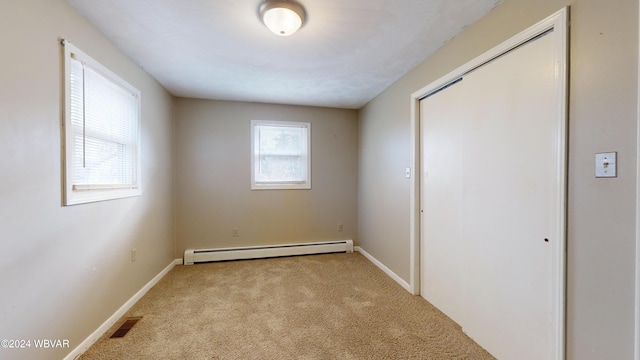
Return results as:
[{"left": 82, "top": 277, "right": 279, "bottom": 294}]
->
[{"left": 420, "top": 32, "right": 559, "bottom": 360}]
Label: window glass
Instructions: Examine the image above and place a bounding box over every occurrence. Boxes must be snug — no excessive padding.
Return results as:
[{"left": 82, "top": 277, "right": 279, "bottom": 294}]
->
[
  {"left": 62, "top": 40, "right": 141, "bottom": 205},
  {"left": 251, "top": 120, "right": 311, "bottom": 190}
]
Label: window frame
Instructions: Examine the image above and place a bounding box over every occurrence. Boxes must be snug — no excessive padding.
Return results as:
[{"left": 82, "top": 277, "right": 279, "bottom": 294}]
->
[
  {"left": 61, "top": 40, "right": 142, "bottom": 205},
  {"left": 251, "top": 120, "right": 311, "bottom": 190}
]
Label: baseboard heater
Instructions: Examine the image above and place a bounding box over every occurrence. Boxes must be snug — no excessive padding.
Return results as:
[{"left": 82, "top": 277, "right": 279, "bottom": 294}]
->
[{"left": 183, "top": 240, "right": 354, "bottom": 265}]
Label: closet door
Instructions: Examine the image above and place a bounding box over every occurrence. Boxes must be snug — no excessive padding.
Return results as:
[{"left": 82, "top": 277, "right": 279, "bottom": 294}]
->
[{"left": 420, "top": 31, "right": 561, "bottom": 360}]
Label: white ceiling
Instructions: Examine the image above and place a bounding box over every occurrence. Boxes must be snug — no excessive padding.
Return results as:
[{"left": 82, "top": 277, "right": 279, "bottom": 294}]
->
[{"left": 68, "top": 0, "right": 501, "bottom": 109}]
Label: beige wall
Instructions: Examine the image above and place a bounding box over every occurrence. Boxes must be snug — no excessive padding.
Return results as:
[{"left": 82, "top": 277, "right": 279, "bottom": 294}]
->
[
  {"left": 358, "top": 0, "right": 638, "bottom": 359},
  {"left": 174, "top": 99, "right": 358, "bottom": 254},
  {"left": 2, "top": 0, "right": 637, "bottom": 359},
  {"left": 0, "top": 1, "right": 175, "bottom": 359}
]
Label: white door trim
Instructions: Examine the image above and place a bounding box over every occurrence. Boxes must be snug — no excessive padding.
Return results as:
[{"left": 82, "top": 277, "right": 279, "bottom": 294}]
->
[
  {"left": 408, "top": 7, "right": 568, "bottom": 359},
  {"left": 635, "top": 2, "right": 640, "bottom": 357}
]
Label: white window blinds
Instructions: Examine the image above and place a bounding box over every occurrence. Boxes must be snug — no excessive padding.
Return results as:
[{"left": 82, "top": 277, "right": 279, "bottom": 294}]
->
[{"left": 62, "top": 41, "right": 141, "bottom": 205}]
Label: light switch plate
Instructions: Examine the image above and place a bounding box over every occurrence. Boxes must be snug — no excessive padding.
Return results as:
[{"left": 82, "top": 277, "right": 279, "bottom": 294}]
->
[{"left": 595, "top": 152, "right": 617, "bottom": 178}]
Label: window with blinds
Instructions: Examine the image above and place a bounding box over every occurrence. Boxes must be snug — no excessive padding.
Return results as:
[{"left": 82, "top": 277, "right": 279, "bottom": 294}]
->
[
  {"left": 62, "top": 40, "right": 141, "bottom": 205},
  {"left": 251, "top": 120, "right": 311, "bottom": 190}
]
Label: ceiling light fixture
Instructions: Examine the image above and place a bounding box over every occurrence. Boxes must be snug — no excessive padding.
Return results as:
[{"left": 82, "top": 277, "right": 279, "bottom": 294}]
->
[{"left": 259, "top": 0, "right": 306, "bottom": 37}]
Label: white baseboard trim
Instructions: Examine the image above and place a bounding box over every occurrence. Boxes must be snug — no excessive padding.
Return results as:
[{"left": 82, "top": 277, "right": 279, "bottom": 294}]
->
[
  {"left": 355, "top": 246, "right": 412, "bottom": 293},
  {"left": 65, "top": 258, "right": 180, "bottom": 360}
]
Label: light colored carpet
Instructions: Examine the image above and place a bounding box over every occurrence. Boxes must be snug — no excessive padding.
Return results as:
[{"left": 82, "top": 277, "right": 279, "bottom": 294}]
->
[{"left": 80, "top": 253, "right": 494, "bottom": 359}]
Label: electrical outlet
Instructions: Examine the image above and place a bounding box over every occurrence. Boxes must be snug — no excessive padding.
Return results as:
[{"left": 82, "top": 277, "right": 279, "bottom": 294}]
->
[
  {"left": 337, "top": 223, "right": 343, "bottom": 232},
  {"left": 232, "top": 228, "right": 239, "bottom": 237},
  {"left": 131, "top": 248, "right": 137, "bottom": 262}
]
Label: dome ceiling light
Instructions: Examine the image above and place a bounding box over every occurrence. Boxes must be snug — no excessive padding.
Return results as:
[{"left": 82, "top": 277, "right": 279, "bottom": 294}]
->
[{"left": 259, "top": 0, "right": 306, "bottom": 37}]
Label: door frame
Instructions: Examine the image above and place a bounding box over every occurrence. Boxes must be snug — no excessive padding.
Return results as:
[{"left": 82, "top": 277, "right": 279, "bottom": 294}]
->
[
  {"left": 408, "top": 7, "right": 568, "bottom": 359},
  {"left": 635, "top": 2, "right": 640, "bottom": 357}
]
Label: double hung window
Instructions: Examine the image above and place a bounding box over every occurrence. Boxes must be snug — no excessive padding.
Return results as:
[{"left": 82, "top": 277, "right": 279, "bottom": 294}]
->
[
  {"left": 251, "top": 120, "right": 311, "bottom": 190},
  {"left": 62, "top": 41, "right": 141, "bottom": 205}
]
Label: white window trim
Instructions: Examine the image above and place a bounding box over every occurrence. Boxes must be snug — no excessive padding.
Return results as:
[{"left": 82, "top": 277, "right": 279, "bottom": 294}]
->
[
  {"left": 251, "top": 120, "right": 311, "bottom": 190},
  {"left": 61, "top": 40, "right": 142, "bottom": 205}
]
